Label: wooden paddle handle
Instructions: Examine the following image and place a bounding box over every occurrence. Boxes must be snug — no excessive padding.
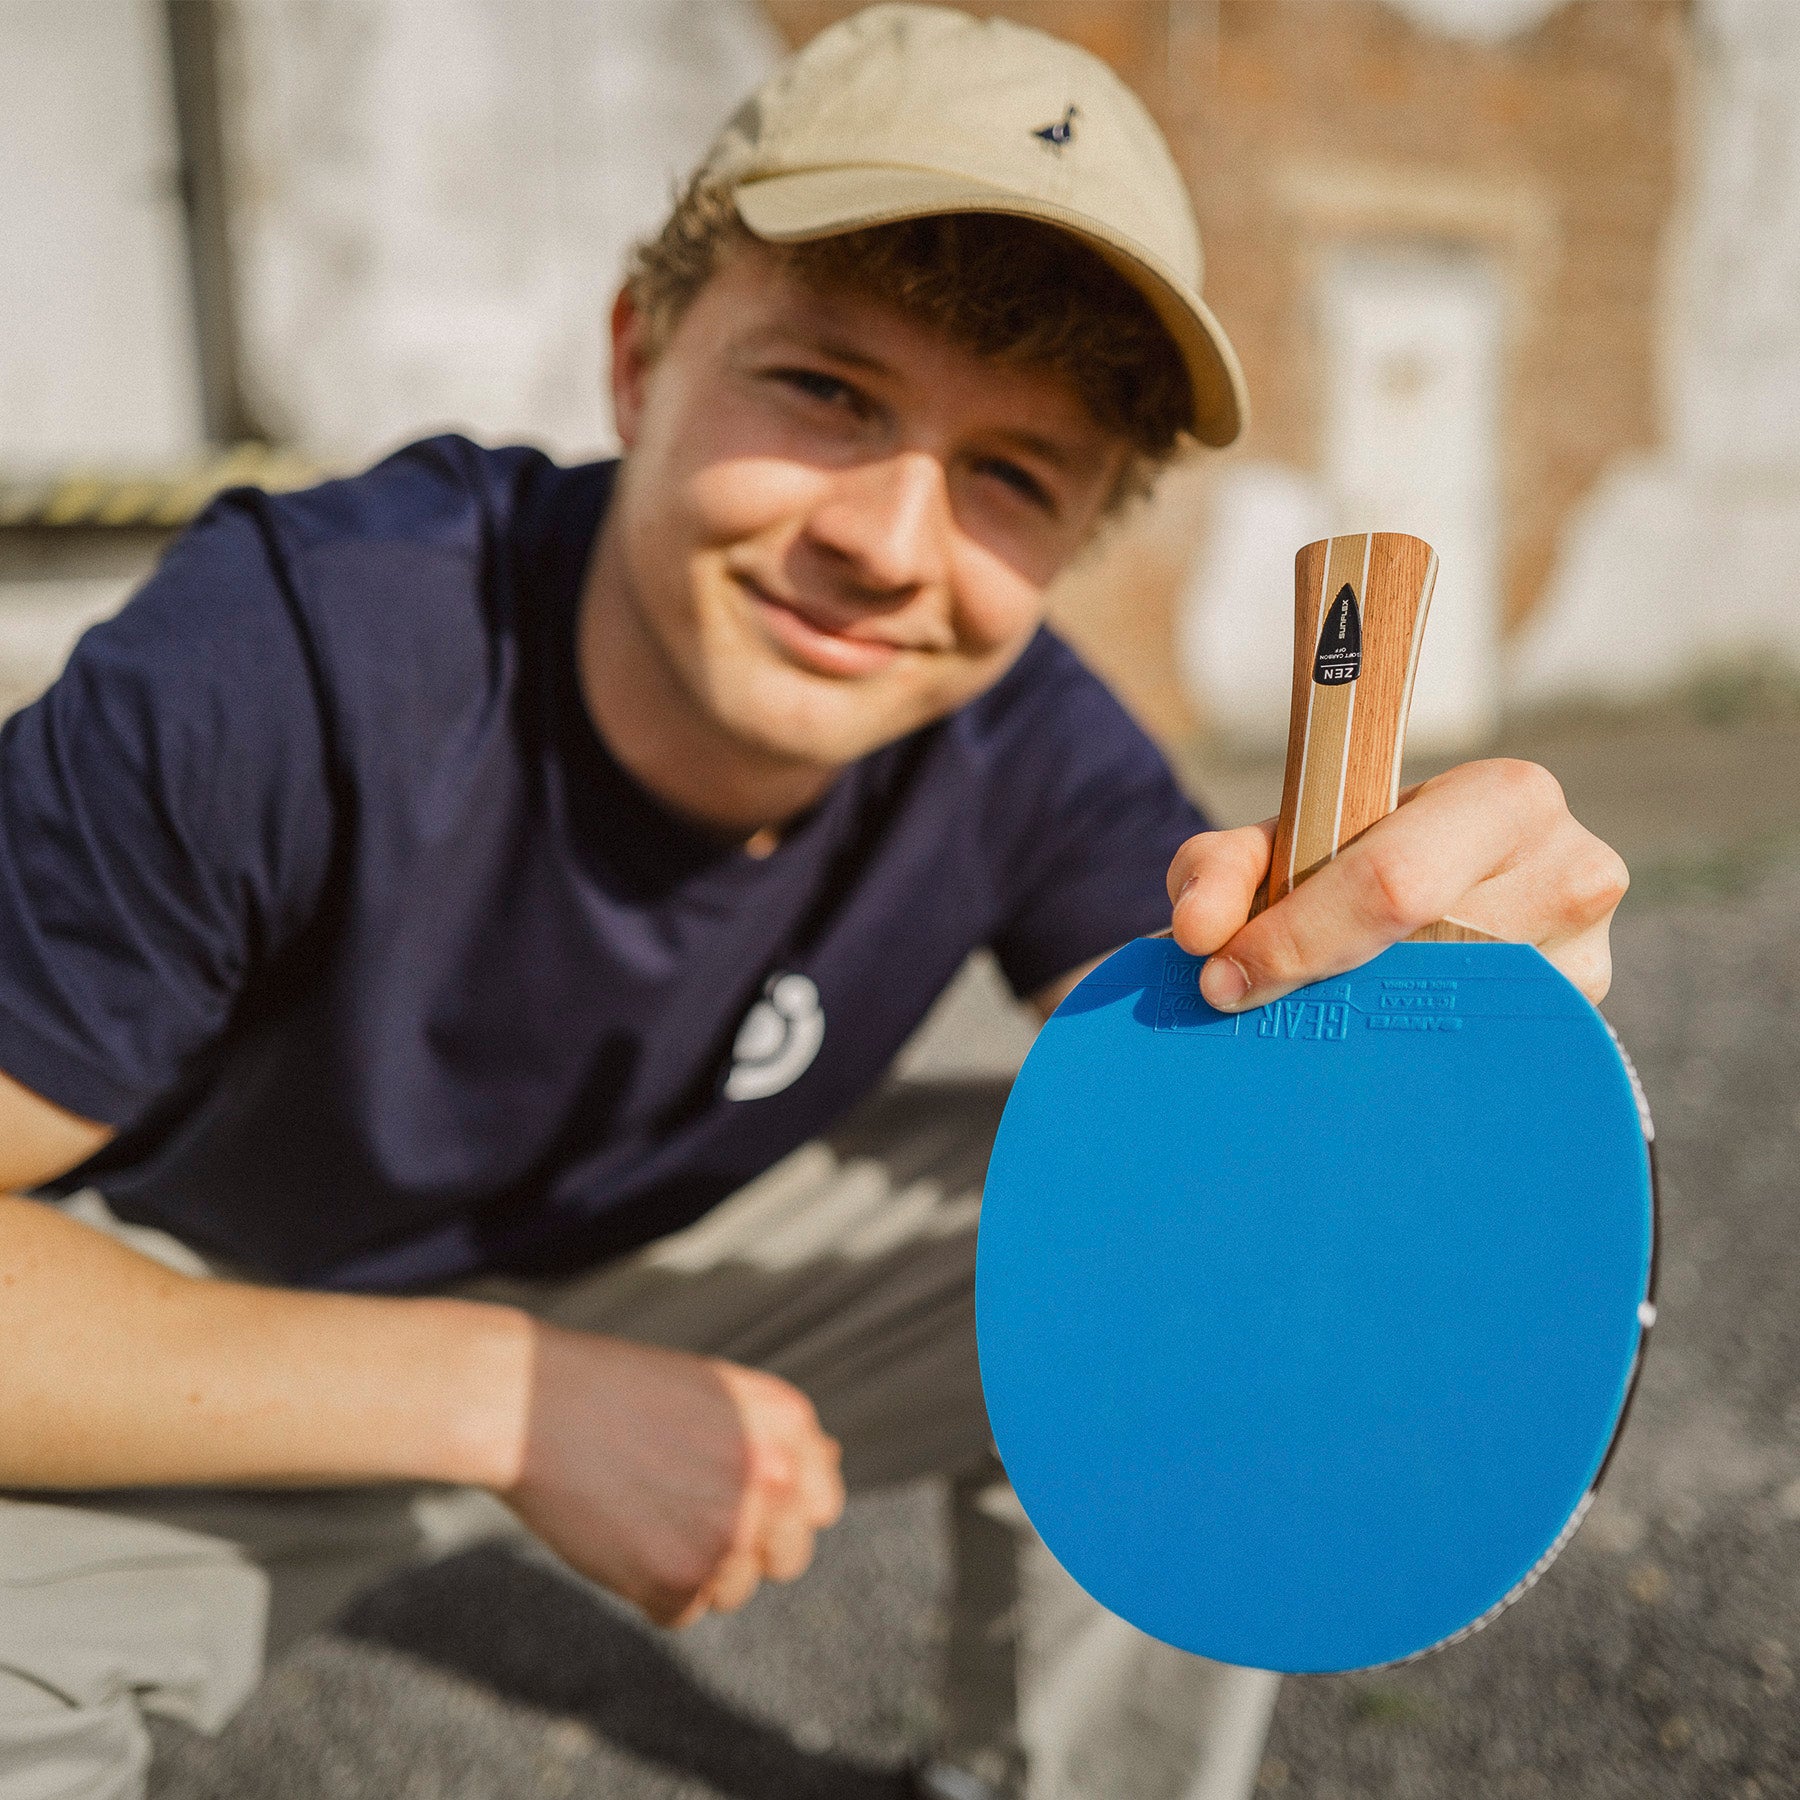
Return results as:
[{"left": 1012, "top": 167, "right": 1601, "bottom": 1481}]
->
[{"left": 1261, "top": 533, "right": 1494, "bottom": 942}]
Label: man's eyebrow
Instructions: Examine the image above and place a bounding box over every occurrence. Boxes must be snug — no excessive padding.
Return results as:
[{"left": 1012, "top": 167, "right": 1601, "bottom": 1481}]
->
[
  {"left": 985, "top": 427, "right": 1096, "bottom": 475},
  {"left": 748, "top": 323, "right": 895, "bottom": 376},
  {"left": 809, "top": 333, "right": 895, "bottom": 374}
]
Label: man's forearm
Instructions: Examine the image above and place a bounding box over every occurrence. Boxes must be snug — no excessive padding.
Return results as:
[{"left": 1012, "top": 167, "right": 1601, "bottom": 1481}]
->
[{"left": 0, "top": 1193, "right": 532, "bottom": 1492}]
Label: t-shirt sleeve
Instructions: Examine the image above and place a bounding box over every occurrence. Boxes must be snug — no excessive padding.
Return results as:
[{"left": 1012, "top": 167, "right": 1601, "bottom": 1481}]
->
[
  {"left": 984, "top": 641, "right": 1209, "bottom": 1002},
  {"left": 0, "top": 495, "right": 335, "bottom": 1127}
]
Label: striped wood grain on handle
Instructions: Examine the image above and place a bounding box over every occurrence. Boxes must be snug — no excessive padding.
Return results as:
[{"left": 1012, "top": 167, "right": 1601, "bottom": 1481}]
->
[{"left": 1262, "top": 533, "right": 1496, "bottom": 944}]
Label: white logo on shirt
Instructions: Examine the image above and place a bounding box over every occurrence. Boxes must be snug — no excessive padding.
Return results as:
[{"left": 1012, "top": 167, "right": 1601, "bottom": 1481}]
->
[{"left": 724, "top": 973, "right": 825, "bottom": 1100}]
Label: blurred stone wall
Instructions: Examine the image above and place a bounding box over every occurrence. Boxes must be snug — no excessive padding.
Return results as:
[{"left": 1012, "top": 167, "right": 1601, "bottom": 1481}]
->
[
  {"left": 1513, "top": 0, "right": 1800, "bottom": 706},
  {"left": 217, "top": 0, "right": 781, "bottom": 463}
]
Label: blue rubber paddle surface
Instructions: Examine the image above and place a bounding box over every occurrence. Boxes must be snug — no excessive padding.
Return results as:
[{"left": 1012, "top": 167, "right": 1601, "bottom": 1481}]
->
[{"left": 977, "top": 939, "right": 1654, "bottom": 1673}]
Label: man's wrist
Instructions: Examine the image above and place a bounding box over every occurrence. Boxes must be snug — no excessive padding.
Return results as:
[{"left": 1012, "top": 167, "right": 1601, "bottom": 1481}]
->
[{"left": 404, "top": 1297, "right": 536, "bottom": 1492}]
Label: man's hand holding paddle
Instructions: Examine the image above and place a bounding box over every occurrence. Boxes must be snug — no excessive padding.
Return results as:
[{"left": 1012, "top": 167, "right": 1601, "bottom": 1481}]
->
[{"left": 1165, "top": 757, "right": 1630, "bottom": 1015}]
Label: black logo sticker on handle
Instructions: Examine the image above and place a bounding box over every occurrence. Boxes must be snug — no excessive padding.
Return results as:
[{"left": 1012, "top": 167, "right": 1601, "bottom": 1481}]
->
[{"left": 1313, "top": 582, "right": 1362, "bottom": 686}]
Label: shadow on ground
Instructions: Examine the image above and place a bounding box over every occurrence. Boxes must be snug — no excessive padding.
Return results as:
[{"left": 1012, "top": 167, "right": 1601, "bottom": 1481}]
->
[
  {"left": 330, "top": 1543, "right": 910, "bottom": 1799},
  {"left": 149, "top": 1479, "right": 945, "bottom": 1800}
]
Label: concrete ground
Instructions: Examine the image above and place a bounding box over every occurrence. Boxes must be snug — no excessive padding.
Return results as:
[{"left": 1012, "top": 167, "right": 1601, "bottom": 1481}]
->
[{"left": 126, "top": 689, "right": 1800, "bottom": 1800}]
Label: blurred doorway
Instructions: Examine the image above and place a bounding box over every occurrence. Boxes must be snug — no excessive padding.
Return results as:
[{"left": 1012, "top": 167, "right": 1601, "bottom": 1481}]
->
[{"left": 1320, "top": 245, "right": 1504, "bottom": 749}]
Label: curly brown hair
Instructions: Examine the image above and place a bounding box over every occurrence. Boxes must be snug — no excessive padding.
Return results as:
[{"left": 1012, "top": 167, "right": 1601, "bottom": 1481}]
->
[{"left": 623, "top": 178, "right": 1195, "bottom": 506}]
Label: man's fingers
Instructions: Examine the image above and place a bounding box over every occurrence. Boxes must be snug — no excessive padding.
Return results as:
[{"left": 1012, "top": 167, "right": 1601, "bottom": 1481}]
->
[
  {"left": 797, "top": 1432, "right": 846, "bottom": 1530},
  {"left": 1200, "top": 818, "right": 1486, "bottom": 1011},
  {"left": 1536, "top": 929, "right": 1615, "bottom": 1004},
  {"left": 696, "top": 1361, "right": 843, "bottom": 1616},
  {"left": 759, "top": 1509, "right": 819, "bottom": 1585},
  {"left": 1167, "top": 822, "right": 1275, "bottom": 955},
  {"left": 727, "top": 1365, "right": 844, "bottom": 1530},
  {"left": 1198, "top": 761, "right": 1599, "bottom": 1012},
  {"left": 698, "top": 1547, "right": 763, "bottom": 1615},
  {"left": 687, "top": 1507, "right": 817, "bottom": 1618},
  {"left": 690, "top": 1463, "right": 826, "bottom": 1616},
  {"left": 1458, "top": 819, "right": 1630, "bottom": 945},
  {"left": 663, "top": 1587, "right": 713, "bottom": 1630}
]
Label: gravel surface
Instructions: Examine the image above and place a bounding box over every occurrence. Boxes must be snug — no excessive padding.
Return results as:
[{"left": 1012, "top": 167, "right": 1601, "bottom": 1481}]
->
[{"left": 148, "top": 765, "right": 1800, "bottom": 1800}]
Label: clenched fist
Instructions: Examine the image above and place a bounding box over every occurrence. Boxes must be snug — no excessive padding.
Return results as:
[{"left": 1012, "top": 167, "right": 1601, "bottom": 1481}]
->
[{"left": 500, "top": 1325, "right": 845, "bottom": 1626}]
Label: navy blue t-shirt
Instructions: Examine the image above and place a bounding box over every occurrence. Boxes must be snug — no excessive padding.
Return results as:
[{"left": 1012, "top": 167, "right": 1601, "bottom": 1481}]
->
[{"left": 0, "top": 437, "right": 1205, "bottom": 1291}]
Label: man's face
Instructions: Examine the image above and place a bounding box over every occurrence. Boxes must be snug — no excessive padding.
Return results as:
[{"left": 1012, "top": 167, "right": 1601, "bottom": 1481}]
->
[{"left": 606, "top": 245, "right": 1131, "bottom": 770}]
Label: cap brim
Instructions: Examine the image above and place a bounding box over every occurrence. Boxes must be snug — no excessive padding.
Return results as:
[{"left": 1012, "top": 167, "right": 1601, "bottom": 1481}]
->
[{"left": 735, "top": 164, "right": 1247, "bottom": 448}]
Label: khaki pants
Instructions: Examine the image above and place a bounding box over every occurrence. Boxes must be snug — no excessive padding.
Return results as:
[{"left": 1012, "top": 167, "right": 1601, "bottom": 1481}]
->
[{"left": 0, "top": 1080, "right": 1277, "bottom": 1800}]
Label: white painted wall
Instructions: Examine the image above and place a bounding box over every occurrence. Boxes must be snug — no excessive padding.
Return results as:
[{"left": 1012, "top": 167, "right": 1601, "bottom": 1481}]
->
[
  {"left": 1181, "top": 248, "right": 1504, "bottom": 752},
  {"left": 1383, "top": 0, "right": 1567, "bottom": 43},
  {"left": 222, "top": 0, "right": 781, "bottom": 463},
  {"left": 0, "top": 0, "right": 204, "bottom": 468},
  {"left": 1509, "top": 0, "right": 1800, "bottom": 705},
  {"left": 0, "top": 577, "right": 142, "bottom": 719},
  {"left": 1321, "top": 247, "right": 1504, "bottom": 745},
  {"left": 1178, "top": 462, "right": 1330, "bottom": 748}
]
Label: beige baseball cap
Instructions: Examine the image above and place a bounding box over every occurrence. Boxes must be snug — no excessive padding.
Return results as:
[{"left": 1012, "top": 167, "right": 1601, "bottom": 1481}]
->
[{"left": 701, "top": 2, "right": 1247, "bottom": 447}]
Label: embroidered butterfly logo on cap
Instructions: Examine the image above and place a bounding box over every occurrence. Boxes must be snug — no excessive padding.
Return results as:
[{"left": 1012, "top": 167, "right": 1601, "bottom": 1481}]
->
[{"left": 1033, "top": 105, "right": 1079, "bottom": 150}]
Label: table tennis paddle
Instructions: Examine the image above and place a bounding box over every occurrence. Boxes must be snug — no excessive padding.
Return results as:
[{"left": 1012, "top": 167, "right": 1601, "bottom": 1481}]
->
[{"left": 976, "top": 531, "right": 1656, "bottom": 1673}]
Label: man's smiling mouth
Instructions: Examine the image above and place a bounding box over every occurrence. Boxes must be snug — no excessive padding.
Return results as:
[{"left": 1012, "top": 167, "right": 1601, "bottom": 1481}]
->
[{"left": 736, "top": 575, "right": 908, "bottom": 679}]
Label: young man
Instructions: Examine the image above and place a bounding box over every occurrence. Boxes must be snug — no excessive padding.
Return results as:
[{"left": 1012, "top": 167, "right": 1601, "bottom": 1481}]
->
[{"left": 0, "top": 8, "right": 1625, "bottom": 1798}]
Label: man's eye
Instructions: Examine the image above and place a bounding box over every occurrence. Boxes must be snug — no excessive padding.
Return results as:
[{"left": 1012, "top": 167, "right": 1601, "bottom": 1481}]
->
[
  {"left": 978, "top": 458, "right": 1054, "bottom": 512},
  {"left": 773, "top": 367, "right": 859, "bottom": 409}
]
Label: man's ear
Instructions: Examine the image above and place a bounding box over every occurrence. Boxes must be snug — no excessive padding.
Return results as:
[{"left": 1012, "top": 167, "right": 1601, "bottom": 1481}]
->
[{"left": 609, "top": 287, "right": 652, "bottom": 450}]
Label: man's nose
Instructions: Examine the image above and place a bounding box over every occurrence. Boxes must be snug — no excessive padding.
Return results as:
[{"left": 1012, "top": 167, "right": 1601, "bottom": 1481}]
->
[{"left": 802, "top": 452, "right": 950, "bottom": 598}]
